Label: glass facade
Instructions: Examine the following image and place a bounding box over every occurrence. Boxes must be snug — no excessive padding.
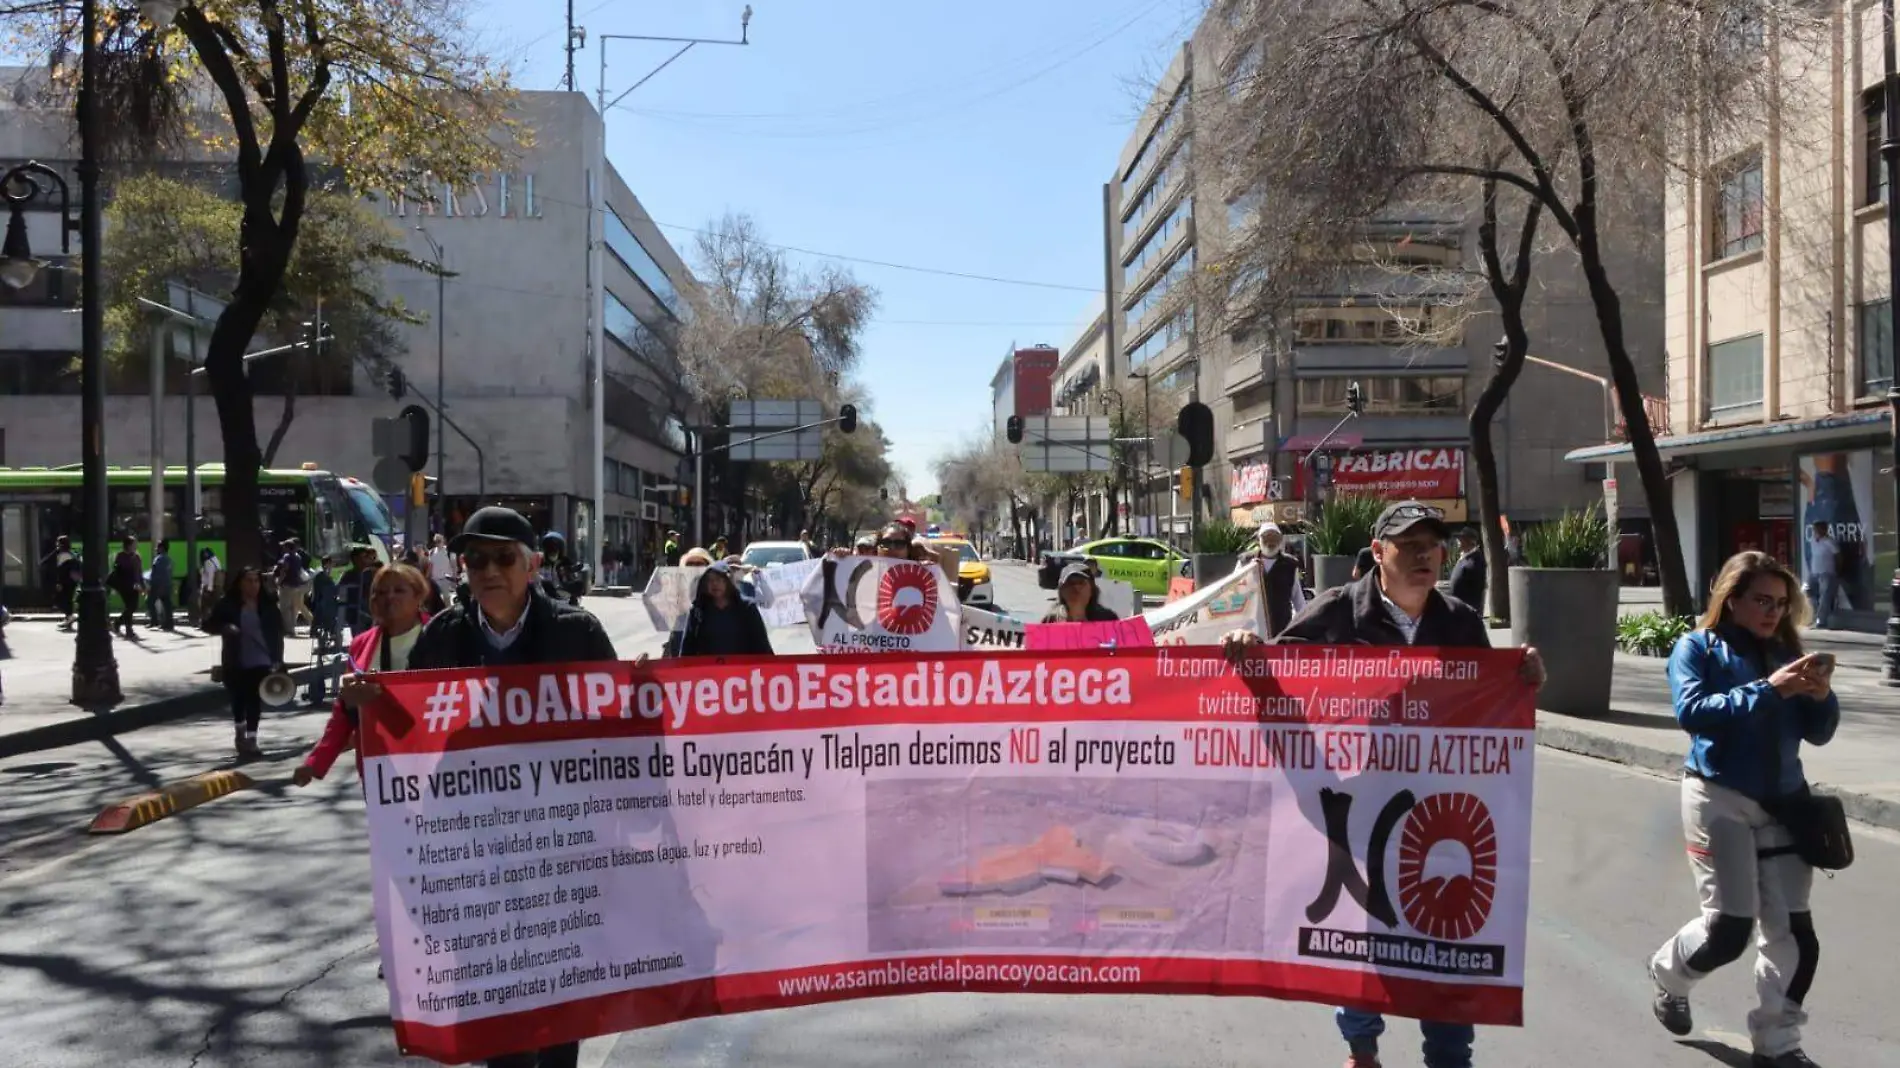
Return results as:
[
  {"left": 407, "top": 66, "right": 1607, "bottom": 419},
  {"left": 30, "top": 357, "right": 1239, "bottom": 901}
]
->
[
  {"left": 1122, "top": 147, "right": 1189, "bottom": 246},
  {"left": 1125, "top": 249, "right": 1193, "bottom": 329},
  {"left": 1127, "top": 309, "right": 1192, "bottom": 368},
  {"left": 605, "top": 208, "right": 681, "bottom": 316},
  {"left": 1125, "top": 198, "right": 1193, "bottom": 281}
]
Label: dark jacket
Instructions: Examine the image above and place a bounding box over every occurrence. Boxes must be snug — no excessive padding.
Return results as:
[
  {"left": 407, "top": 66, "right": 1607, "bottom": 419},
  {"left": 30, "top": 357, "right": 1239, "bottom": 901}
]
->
[
  {"left": 1039, "top": 602, "right": 1121, "bottom": 624},
  {"left": 206, "top": 593, "right": 287, "bottom": 673},
  {"left": 1668, "top": 626, "right": 1840, "bottom": 802},
  {"left": 409, "top": 587, "right": 617, "bottom": 670},
  {"left": 669, "top": 564, "right": 774, "bottom": 658},
  {"left": 1448, "top": 548, "right": 1486, "bottom": 610},
  {"left": 1276, "top": 571, "right": 1491, "bottom": 649}
]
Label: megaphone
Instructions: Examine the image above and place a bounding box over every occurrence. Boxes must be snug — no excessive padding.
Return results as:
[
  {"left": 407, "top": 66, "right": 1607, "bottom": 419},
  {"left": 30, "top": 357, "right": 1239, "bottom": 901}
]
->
[{"left": 259, "top": 671, "right": 299, "bottom": 708}]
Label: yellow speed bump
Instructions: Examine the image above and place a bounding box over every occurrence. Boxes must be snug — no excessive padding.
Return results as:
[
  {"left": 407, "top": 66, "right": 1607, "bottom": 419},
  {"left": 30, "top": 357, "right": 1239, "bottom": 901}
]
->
[{"left": 88, "top": 769, "right": 257, "bottom": 834}]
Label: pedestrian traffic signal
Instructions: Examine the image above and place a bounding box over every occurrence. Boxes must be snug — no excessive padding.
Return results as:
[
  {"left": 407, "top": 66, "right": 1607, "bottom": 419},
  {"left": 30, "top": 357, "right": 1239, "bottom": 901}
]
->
[
  {"left": 386, "top": 367, "right": 407, "bottom": 401},
  {"left": 1176, "top": 401, "right": 1214, "bottom": 468},
  {"left": 839, "top": 403, "right": 858, "bottom": 434},
  {"left": 1005, "top": 415, "right": 1023, "bottom": 445},
  {"left": 1178, "top": 466, "right": 1193, "bottom": 502}
]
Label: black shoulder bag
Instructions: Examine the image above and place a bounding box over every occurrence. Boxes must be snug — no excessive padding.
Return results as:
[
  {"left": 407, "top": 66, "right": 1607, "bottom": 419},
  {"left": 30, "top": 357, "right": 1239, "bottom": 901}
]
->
[{"left": 1760, "top": 679, "right": 1854, "bottom": 871}]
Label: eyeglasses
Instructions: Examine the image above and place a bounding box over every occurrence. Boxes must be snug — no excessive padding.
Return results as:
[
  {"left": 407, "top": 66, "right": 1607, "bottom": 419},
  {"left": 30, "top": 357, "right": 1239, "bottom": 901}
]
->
[
  {"left": 1748, "top": 593, "right": 1791, "bottom": 613},
  {"left": 462, "top": 549, "right": 520, "bottom": 573},
  {"left": 877, "top": 538, "right": 911, "bottom": 550}
]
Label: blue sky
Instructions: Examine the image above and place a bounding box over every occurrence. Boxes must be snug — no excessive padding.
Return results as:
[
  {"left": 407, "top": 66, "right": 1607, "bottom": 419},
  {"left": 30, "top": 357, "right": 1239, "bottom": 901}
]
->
[{"left": 469, "top": 0, "right": 1202, "bottom": 496}]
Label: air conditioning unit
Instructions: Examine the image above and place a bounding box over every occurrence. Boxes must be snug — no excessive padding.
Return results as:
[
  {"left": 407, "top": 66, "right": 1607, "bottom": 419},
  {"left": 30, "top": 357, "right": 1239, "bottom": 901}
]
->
[{"left": 639, "top": 502, "right": 660, "bottom": 522}]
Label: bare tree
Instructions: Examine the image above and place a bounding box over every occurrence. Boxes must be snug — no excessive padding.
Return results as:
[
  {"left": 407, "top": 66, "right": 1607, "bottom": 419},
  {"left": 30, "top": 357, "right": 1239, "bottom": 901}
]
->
[{"left": 1217, "top": 0, "right": 1828, "bottom": 617}]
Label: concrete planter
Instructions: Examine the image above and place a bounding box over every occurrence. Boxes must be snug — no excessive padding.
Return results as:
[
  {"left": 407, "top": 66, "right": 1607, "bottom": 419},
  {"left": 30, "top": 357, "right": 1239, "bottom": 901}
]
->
[
  {"left": 1508, "top": 566, "right": 1619, "bottom": 717},
  {"left": 1193, "top": 553, "right": 1240, "bottom": 585},
  {"left": 1313, "top": 554, "right": 1356, "bottom": 592}
]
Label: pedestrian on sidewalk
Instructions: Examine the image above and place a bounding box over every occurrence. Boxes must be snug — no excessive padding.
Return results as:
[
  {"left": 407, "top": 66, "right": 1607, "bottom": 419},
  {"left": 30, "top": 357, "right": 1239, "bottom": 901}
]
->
[
  {"left": 196, "top": 547, "right": 223, "bottom": 629},
  {"left": 1448, "top": 527, "right": 1485, "bottom": 612},
  {"left": 294, "top": 563, "right": 431, "bottom": 789},
  {"left": 1221, "top": 500, "right": 1546, "bottom": 1068},
  {"left": 40, "top": 536, "right": 79, "bottom": 630},
  {"left": 205, "top": 567, "right": 285, "bottom": 760},
  {"left": 426, "top": 533, "right": 458, "bottom": 605},
  {"left": 275, "top": 538, "right": 313, "bottom": 637},
  {"left": 147, "top": 541, "right": 176, "bottom": 632},
  {"left": 109, "top": 536, "right": 144, "bottom": 640},
  {"left": 0, "top": 598, "right": 10, "bottom": 707},
  {"left": 1648, "top": 551, "right": 1839, "bottom": 1068}
]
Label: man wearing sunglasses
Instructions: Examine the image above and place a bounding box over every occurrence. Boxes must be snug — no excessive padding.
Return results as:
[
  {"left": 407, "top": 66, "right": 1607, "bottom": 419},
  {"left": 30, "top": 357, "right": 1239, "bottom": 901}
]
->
[
  {"left": 399, "top": 506, "right": 617, "bottom": 1068},
  {"left": 1227, "top": 500, "right": 1544, "bottom": 1068}
]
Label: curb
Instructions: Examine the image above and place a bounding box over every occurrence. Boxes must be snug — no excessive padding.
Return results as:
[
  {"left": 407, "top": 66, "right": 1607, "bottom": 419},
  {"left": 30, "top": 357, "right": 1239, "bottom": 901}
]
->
[
  {"left": 0, "top": 660, "right": 339, "bottom": 761},
  {"left": 88, "top": 768, "right": 256, "bottom": 834},
  {"left": 1535, "top": 722, "right": 1900, "bottom": 832}
]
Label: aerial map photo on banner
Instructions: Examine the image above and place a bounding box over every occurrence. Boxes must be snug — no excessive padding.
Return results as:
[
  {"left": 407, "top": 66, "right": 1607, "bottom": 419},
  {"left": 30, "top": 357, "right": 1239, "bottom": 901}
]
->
[{"left": 357, "top": 643, "right": 1536, "bottom": 1063}]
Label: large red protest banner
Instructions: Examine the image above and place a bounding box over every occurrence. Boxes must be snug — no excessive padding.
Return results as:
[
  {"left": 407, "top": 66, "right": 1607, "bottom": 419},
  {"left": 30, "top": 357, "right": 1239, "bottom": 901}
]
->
[{"left": 360, "top": 648, "right": 1535, "bottom": 1064}]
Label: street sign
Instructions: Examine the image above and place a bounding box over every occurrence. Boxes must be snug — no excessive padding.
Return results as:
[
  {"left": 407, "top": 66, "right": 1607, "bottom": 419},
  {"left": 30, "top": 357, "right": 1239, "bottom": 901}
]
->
[
  {"left": 1153, "top": 432, "right": 1194, "bottom": 470},
  {"left": 166, "top": 282, "right": 225, "bottom": 363},
  {"left": 1016, "top": 414, "right": 1112, "bottom": 473},
  {"left": 728, "top": 399, "right": 824, "bottom": 462}
]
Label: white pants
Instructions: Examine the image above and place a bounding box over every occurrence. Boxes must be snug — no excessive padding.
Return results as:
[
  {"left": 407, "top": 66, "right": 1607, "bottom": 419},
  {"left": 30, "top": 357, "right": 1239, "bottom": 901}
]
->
[{"left": 1650, "top": 776, "right": 1816, "bottom": 1056}]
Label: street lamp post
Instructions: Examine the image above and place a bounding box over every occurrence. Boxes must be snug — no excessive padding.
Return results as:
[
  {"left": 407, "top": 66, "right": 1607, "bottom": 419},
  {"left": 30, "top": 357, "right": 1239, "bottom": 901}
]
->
[
  {"left": 416, "top": 226, "right": 447, "bottom": 532},
  {"left": 1883, "top": 0, "right": 1900, "bottom": 685},
  {"left": 1129, "top": 368, "right": 1153, "bottom": 536}
]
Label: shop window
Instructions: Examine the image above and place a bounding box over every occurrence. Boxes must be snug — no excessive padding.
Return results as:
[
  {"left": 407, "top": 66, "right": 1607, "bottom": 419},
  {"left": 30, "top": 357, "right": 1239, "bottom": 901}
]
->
[
  {"left": 1860, "top": 298, "right": 1893, "bottom": 396},
  {"left": 1705, "top": 333, "right": 1764, "bottom": 420}
]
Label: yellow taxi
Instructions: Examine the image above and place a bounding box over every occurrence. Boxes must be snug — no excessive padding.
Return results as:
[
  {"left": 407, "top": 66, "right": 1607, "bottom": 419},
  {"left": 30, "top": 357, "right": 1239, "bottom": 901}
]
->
[{"left": 926, "top": 537, "right": 994, "bottom": 606}]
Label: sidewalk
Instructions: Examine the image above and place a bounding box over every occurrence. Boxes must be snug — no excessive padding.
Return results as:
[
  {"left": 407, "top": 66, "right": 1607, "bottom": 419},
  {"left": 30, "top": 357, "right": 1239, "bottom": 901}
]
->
[
  {"left": 1493, "top": 625, "right": 1900, "bottom": 830},
  {"left": 0, "top": 618, "right": 335, "bottom": 759}
]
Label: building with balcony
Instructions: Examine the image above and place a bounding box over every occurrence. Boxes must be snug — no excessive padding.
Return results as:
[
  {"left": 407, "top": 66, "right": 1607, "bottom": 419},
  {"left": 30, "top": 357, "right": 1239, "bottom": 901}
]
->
[
  {"left": 0, "top": 81, "right": 698, "bottom": 580},
  {"left": 1101, "top": 6, "right": 1666, "bottom": 552},
  {"left": 1566, "top": 5, "right": 1896, "bottom": 624}
]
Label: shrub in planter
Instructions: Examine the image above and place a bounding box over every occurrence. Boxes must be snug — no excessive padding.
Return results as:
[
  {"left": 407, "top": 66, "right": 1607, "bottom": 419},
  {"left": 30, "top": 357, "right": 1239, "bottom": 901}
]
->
[
  {"left": 1616, "top": 611, "right": 1694, "bottom": 657},
  {"left": 1191, "top": 519, "right": 1256, "bottom": 584},
  {"left": 1510, "top": 506, "right": 1619, "bottom": 717},
  {"left": 1521, "top": 506, "right": 1611, "bottom": 569},
  {"left": 1307, "top": 495, "right": 1385, "bottom": 591}
]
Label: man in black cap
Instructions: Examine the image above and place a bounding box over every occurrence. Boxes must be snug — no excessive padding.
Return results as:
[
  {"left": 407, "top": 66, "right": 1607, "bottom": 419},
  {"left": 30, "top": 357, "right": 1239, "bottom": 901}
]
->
[
  {"left": 1225, "top": 500, "right": 1543, "bottom": 1068},
  {"left": 400, "top": 506, "right": 616, "bottom": 1068}
]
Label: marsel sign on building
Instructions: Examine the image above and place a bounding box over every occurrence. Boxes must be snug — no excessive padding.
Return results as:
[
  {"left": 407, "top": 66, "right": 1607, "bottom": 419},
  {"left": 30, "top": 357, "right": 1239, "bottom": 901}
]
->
[{"left": 377, "top": 172, "right": 547, "bottom": 220}]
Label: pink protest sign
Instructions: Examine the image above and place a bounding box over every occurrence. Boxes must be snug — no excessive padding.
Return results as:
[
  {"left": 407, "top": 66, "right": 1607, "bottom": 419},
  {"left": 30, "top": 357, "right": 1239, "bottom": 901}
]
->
[{"left": 1024, "top": 616, "right": 1156, "bottom": 651}]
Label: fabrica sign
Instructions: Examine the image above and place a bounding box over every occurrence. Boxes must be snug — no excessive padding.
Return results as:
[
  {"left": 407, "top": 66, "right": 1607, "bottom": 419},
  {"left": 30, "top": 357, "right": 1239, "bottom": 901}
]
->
[{"left": 1295, "top": 448, "right": 1464, "bottom": 499}]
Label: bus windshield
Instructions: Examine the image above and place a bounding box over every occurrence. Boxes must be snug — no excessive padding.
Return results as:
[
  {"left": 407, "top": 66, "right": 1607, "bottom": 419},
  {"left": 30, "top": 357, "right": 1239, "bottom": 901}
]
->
[{"left": 344, "top": 482, "right": 397, "bottom": 537}]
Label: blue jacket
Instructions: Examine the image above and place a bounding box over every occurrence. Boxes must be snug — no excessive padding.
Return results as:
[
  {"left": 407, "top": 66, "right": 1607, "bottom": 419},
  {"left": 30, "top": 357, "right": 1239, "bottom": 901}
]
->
[{"left": 1668, "top": 628, "right": 1840, "bottom": 801}]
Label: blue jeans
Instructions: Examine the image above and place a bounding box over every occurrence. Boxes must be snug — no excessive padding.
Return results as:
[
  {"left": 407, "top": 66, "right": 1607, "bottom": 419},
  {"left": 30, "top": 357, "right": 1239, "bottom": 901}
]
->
[
  {"left": 1813, "top": 573, "right": 1839, "bottom": 628},
  {"left": 1337, "top": 1007, "right": 1474, "bottom": 1068}
]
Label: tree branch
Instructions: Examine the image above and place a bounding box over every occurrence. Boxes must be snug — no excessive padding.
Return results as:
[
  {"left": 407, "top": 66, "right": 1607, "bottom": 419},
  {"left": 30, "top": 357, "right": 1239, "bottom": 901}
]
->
[{"left": 174, "top": 8, "right": 261, "bottom": 175}]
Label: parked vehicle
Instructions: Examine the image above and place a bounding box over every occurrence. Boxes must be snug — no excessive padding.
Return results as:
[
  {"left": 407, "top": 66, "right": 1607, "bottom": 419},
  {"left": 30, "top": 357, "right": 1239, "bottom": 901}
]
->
[{"left": 1038, "top": 537, "right": 1191, "bottom": 597}]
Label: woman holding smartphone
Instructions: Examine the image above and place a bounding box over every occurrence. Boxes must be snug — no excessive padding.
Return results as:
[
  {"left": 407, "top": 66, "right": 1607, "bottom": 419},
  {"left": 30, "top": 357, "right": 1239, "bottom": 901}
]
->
[{"left": 1647, "top": 551, "right": 1839, "bottom": 1068}]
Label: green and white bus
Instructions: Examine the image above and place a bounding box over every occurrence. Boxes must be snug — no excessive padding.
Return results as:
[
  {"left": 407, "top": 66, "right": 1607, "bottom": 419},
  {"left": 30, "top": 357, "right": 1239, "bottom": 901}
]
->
[{"left": 0, "top": 463, "right": 398, "bottom": 608}]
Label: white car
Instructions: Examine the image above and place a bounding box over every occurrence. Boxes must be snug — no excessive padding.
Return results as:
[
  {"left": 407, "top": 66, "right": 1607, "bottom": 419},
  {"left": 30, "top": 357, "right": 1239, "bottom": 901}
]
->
[{"left": 738, "top": 541, "right": 812, "bottom": 569}]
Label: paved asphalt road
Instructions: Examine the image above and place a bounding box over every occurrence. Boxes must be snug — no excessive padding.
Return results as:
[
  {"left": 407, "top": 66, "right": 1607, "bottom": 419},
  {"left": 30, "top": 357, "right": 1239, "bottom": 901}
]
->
[{"left": 4, "top": 562, "right": 1894, "bottom": 1066}]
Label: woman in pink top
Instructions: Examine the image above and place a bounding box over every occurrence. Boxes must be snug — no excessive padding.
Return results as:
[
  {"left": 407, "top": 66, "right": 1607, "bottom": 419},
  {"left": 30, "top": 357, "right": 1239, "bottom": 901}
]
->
[{"left": 293, "top": 563, "right": 430, "bottom": 787}]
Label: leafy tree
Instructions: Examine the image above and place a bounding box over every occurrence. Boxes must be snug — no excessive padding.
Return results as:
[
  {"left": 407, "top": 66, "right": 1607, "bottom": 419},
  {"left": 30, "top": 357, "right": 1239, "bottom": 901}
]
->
[
  {"left": 13, "top": 0, "right": 518, "bottom": 566},
  {"left": 101, "top": 171, "right": 421, "bottom": 467}
]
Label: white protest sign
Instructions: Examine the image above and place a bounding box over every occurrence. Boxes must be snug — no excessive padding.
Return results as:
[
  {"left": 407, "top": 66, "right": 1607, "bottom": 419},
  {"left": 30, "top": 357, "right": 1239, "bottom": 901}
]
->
[
  {"left": 1096, "top": 577, "right": 1138, "bottom": 618},
  {"left": 1143, "top": 561, "right": 1268, "bottom": 646},
  {"left": 799, "top": 556, "right": 963, "bottom": 654},
  {"left": 750, "top": 558, "right": 822, "bottom": 629},
  {"left": 960, "top": 605, "right": 1027, "bottom": 650},
  {"left": 640, "top": 567, "right": 701, "bottom": 634}
]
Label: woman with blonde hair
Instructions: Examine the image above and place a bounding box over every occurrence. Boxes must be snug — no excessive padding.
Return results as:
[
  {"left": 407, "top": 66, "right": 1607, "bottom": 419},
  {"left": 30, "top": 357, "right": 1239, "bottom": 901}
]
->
[
  {"left": 294, "top": 563, "right": 432, "bottom": 787},
  {"left": 1647, "top": 551, "right": 1839, "bottom": 1068}
]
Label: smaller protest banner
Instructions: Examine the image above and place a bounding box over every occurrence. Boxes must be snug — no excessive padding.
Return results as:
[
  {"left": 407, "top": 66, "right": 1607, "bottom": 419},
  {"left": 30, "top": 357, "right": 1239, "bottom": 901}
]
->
[
  {"left": 961, "top": 605, "right": 1027, "bottom": 650},
  {"left": 751, "top": 558, "right": 822, "bottom": 628},
  {"left": 640, "top": 567, "right": 700, "bottom": 634},
  {"left": 1095, "top": 577, "right": 1138, "bottom": 617},
  {"left": 1145, "top": 561, "right": 1267, "bottom": 646},
  {"left": 1025, "top": 616, "right": 1154, "bottom": 650},
  {"left": 800, "top": 555, "right": 963, "bottom": 654},
  {"left": 1166, "top": 577, "right": 1195, "bottom": 603}
]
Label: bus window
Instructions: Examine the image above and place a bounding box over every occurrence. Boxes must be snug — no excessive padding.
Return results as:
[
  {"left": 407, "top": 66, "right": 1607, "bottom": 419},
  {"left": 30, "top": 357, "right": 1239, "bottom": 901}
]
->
[
  {"left": 342, "top": 479, "right": 398, "bottom": 556},
  {"left": 308, "top": 477, "right": 352, "bottom": 563}
]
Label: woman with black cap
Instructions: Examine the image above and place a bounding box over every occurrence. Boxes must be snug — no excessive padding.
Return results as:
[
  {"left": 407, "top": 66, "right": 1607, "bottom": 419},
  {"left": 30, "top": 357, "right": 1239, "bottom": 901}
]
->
[
  {"left": 1042, "top": 562, "right": 1121, "bottom": 624},
  {"left": 670, "top": 560, "right": 774, "bottom": 658}
]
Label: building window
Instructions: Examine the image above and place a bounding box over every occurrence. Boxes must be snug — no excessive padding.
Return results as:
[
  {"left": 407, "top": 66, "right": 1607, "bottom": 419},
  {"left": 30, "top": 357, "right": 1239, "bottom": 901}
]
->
[
  {"left": 1712, "top": 151, "right": 1764, "bottom": 259},
  {"left": 1298, "top": 376, "right": 1465, "bottom": 416},
  {"left": 1127, "top": 310, "right": 1192, "bottom": 368},
  {"left": 1291, "top": 305, "right": 1459, "bottom": 346},
  {"left": 1125, "top": 249, "right": 1193, "bottom": 328},
  {"left": 1705, "top": 333, "right": 1764, "bottom": 420},
  {"left": 1122, "top": 146, "right": 1190, "bottom": 246},
  {"left": 1866, "top": 88, "right": 1889, "bottom": 207},
  {"left": 1125, "top": 197, "right": 1193, "bottom": 280},
  {"left": 1861, "top": 299, "right": 1894, "bottom": 396},
  {"left": 604, "top": 208, "right": 681, "bottom": 317},
  {"left": 1123, "top": 85, "right": 1187, "bottom": 186}
]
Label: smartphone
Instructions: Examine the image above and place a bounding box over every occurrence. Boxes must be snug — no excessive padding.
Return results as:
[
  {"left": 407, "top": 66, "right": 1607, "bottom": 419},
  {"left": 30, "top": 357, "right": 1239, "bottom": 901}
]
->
[{"left": 1809, "top": 652, "right": 1837, "bottom": 677}]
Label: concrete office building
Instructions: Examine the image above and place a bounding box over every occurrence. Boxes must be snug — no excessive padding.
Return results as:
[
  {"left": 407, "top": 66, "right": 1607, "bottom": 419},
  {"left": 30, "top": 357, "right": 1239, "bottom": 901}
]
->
[
  {"left": 1097, "top": 8, "right": 1668, "bottom": 553},
  {"left": 1567, "top": 5, "right": 1897, "bottom": 626},
  {"left": 0, "top": 82, "right": 697, "bottom": 574}
]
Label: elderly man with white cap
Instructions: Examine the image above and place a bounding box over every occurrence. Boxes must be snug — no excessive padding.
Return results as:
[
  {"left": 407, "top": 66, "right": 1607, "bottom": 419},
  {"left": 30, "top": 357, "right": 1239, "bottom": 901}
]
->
[{"left": 1238, "top": 522, "right": 1306, "bottom": 636}]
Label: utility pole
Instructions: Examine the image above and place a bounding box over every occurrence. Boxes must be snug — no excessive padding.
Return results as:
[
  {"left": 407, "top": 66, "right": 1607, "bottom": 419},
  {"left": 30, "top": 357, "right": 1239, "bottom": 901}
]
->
[
  {"left": 564, "top": 0, "right": 577, "bottom": 92},
  {"left": 1882, "top": 0, "right": 1900, "bottom": 684}
]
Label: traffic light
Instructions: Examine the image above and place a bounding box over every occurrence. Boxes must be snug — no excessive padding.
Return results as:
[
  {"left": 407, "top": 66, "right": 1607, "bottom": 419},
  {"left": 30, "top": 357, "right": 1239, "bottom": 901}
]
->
[
  {"left": 676, "top": 486, "right": 691, "bottom": 508},
  {"left": 839, "top": 403, "right": 858, "bottom": 434},
  {"left": 1178, "top": 466, "right": 1193, "bottom": 502},
  {"left": 395, "top": 404, "right": 430, "bottom": 471},
  {"left": 409, "top": 472, "right": 427, "bottom": 508},
  {"left": 386, "top": 366, "right": 407, "bottom": 401},
  {"left": 1176, "top": 401, "right": 1214, "bottom": 468},
  {"left": 1005, "top": 415, "right": 1023, "bottom": 445},
  {"left": 1346, "top": 380, "right": 1365, "bottom": 415}
]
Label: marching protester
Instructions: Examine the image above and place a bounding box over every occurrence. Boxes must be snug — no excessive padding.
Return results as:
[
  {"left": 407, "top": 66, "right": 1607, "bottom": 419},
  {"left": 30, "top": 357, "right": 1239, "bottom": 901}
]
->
[
  {"left": 874, "top": 522, "right": 914, "bottom": 559},
  {"left": 669, "top": 560, "right": 774, "bottom": 658},
  {"left": 205, "top": 567, "right": 286, "bottom": 760},
  {"left": 340, "top": 506, "right": 616, "bottom": 1068},
  {"left": 275, "top": 537, "right": 315, "bottom": 637},
  {"left": 1449, "top": 526, "right": 1485, "bottom": 610},
  {"left": 40, "top": 534, "right": 80, "bottom": 631},
  {"left": 1350, "top": 545, "right": 1375, "bottom": 583},
  {"left": 1042, "top": 562, "right": 1120, "bottom": 624},
  {"left": 293, "top": 563, "right": 431, "bottom": 789},
  {"left": 1647, "top": 551, "right": 1839, "bottom": 1068},
  {"left": 855, "top": 533, "right": 876, "bottom": 556},
  {"left": 426, "top": 533, "right": 458, "bottom": 605},
  {"left": 1238, "top": 522, "right": 1305, "bottom": 634},
  {"left": 1224, "top": 500, "right": 1545, "bottom": 1068}
]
